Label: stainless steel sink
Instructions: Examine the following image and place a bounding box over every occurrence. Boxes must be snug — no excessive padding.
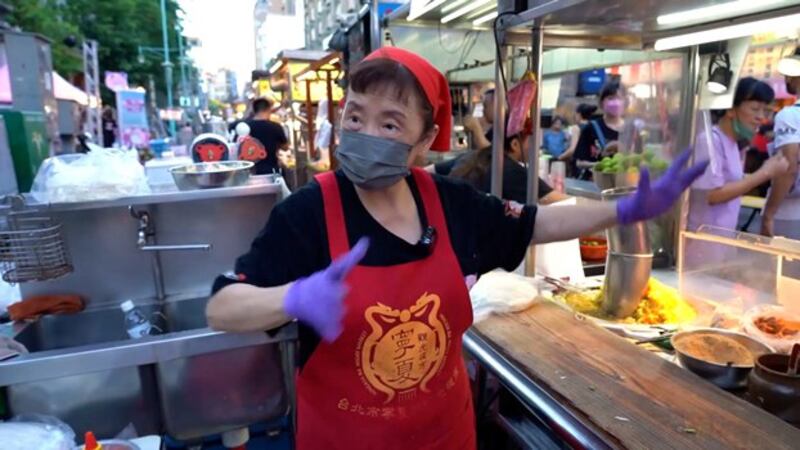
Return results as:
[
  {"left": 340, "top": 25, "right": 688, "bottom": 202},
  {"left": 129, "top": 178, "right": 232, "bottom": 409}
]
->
[
  {"left": 14, "top": 303, "right": 163, "bottom": 352},
  {"left": 0, "top": 296, "right": 297, "bottom": 440}
]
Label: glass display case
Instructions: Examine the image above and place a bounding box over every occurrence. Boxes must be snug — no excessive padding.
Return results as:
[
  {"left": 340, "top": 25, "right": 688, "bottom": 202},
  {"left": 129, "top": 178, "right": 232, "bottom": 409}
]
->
[{"left": 679, "top": 226, "right": 800, "bottom": 328}]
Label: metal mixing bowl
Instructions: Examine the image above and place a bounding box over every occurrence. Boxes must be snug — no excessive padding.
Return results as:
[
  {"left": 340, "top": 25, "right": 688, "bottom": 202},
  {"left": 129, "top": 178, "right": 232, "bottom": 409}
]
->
[
  {"left": 672, "top": 328, "right": 774, "bottom": 390},
  {"left": 592, "top": 170, "right": 640, "bottom": 190},
  {"left": 170, "top": 161, "right": 254, "bottom": 190}
]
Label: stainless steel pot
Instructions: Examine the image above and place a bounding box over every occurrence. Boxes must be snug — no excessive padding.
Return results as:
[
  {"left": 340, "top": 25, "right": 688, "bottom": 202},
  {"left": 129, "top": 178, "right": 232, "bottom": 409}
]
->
[
  {"left": 602, "top": 252, "right": 652, "bottom": 318},
  {"left": 601, "top": 187, "right": 651, "bottom": 255},
  {"left": 672, "top": 328, "right": 773, "bottom": 390}
]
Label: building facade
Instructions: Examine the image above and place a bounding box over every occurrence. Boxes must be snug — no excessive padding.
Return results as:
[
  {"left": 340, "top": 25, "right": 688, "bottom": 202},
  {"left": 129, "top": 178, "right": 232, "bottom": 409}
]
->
[{"left": 254, "top": 0, "right": 306, "bottom": 71}]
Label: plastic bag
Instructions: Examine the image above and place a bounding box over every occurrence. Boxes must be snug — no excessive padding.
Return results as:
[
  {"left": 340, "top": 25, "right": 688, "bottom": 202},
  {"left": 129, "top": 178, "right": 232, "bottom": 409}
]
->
[
  {"left": 742, "top": 304, "right": 800, "bottom": 354},
  {"left": 506, "top": 72, "right": 537, "bottom": 137},
  {"left": 30, "top": 148, "right": 150, "bottom": 203},
  {"left": 470, "top": 271, "right": 539, "bottom": 323},
  {"left": 1, "top": 414, "right": 76, "bottom": 450}
]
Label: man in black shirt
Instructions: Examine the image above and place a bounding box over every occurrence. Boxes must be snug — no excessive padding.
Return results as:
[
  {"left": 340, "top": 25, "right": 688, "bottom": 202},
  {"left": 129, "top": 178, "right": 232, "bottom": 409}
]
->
[
  {"left": 240, "top": 98, "right": 289, "bottom": 175},
  {"left": 431, "top": 125, "right": 567, "bottom": 205}
]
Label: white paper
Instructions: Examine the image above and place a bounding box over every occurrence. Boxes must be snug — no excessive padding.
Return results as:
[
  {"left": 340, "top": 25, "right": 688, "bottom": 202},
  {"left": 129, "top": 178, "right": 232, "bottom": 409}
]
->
[{"left": 534, "top": 197, "right": 586, "bottom": 282}]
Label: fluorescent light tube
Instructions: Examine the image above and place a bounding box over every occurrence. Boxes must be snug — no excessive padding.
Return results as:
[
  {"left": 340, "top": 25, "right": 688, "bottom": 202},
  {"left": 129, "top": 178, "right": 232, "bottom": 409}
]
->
[
  {"left": 473, "top": 11, "right": 498, "bottom": 26},
  {"left": 657, "top": 0, "right": 786, "bottom": 26},
  {"left": 408, "top": 0, "right": 449, "bottom": 21},
  {"left": 442, "top": 0, "right": 493, "bottom": 24},
  {"left": 654, "top": 13, "right": 800, "bottom": 51}
]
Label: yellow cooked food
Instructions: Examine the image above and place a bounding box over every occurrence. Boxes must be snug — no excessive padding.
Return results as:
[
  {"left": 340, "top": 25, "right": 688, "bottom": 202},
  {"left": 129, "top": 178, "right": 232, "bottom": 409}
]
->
[{"left": 558, "top": 278, "right": 696, "bottom": 325}]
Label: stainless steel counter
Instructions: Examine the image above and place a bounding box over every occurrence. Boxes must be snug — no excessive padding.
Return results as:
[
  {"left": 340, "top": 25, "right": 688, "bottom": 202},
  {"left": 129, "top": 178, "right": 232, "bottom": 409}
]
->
[
  {"left": 1, "top": 178, "right": 292, "bottom": 440},
  {"left": 17, "top": 178, "right": 284, "bottom": 213}
]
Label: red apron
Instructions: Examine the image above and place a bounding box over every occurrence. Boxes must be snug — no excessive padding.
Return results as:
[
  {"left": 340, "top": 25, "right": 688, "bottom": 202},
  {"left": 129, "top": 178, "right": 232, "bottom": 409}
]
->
[{"left": 296, "top": 168, "right": 476, "bottom": 450}]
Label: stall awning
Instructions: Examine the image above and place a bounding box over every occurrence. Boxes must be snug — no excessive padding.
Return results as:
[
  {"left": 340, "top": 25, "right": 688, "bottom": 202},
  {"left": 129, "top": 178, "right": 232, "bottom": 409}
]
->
[{"left": 52, "top": 72, "right": 98, "bottom": 107}]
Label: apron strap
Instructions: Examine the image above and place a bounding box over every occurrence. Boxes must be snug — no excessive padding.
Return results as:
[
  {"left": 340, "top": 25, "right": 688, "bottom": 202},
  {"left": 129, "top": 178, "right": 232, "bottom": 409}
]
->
[
  {"left": 411, "top": 168, "right": 452, "bottom": 248},
  {"left": 590, "top": 120, "right": 607, "bottom": 150},
  {"left": 319, "top": 169, "right": 452, "bottom": 259},
  {"left": 316, "top": 172, "right": 350, "bottom": 260}
]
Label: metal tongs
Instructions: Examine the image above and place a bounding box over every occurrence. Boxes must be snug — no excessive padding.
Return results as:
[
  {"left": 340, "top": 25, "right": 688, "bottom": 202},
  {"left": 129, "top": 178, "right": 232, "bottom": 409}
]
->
[{"left": 540, "top": 275, "right": 583, "bottom": 293}]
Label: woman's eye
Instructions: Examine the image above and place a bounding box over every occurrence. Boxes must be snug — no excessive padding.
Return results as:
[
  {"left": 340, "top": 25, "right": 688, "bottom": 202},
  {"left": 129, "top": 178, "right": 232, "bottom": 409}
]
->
[
  {"left": 383, "top": 123, "right": 399, "bottom": 131},
  {"left": 347, "top": 116, "right": 361, "bottom": 124}
]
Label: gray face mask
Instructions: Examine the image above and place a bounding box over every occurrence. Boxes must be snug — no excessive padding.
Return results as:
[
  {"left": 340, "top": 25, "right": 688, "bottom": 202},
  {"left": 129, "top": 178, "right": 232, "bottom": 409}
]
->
[{"left": 336, "top": 130, "right": 412, "bottom": 190}]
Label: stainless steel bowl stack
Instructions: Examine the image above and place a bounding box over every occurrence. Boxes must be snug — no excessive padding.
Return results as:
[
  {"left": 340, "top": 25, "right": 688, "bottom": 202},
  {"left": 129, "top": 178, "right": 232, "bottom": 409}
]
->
[
  {"left": 170, "top": 161, "right": 254, "bottom": 191},
  {"left": 601, "top": 187, "right": 653, "bottom": 318}
]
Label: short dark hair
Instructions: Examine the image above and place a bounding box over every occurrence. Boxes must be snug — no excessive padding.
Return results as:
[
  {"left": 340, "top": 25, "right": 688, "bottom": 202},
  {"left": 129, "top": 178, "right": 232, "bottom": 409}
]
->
[
  {"left": 552, "top": 115, "right": 567, "bottom": 127},
  {"left": 252, "top": 98, "right": 273, "bottom": 114},
  {"left": 576, "top": 103, "right": 598, "bottom": 120},
  {"left": 734, "top": 76, "right": 775, "bottom": 106},
  {"left": 599, "top": 81, "right": 624, "bottom": 102},
  {"left": 348, "top": 58, "right": 435, "bottom": 135}
]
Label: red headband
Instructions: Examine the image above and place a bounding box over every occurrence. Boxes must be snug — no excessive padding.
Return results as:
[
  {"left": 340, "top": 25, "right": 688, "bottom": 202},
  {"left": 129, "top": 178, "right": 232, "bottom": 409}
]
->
[{"left": 365, "top": 47, "right": 452, "bottom": 152}]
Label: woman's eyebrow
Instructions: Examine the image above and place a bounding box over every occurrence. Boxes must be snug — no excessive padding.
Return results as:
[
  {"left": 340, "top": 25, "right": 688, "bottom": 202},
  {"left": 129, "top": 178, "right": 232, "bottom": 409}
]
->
[
  {"left": 381, "top": 109, "right": 407, "bottom": 122},
  {"left": 346, "top": 101, "right": 365, "bottom": 113}
]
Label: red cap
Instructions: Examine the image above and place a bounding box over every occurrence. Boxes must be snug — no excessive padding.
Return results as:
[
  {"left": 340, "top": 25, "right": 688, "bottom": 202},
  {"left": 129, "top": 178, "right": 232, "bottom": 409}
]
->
[
  {"left": 84, "top": 431, "right": 99, "bottom": 450},
  {"left": 365, "top": 47, "right": 452, "bottom": 152}
]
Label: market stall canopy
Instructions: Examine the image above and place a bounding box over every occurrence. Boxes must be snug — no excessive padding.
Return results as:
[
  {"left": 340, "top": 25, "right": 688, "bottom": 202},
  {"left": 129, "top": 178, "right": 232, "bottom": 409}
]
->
[
  {"left": 267, "top": 49, "right": 332, "bottom": 76},
  {"left": 52, "top": 71, "right": 98, "bottom": 107},
  {"left": 394, "top": 0, "right": 800, "bottom": 50},
  {"left": 266, "top": 50, "right": 344, "bottom": 103},
  {"left": 293, "top": 52, "right": 342, "bottom": 83}
]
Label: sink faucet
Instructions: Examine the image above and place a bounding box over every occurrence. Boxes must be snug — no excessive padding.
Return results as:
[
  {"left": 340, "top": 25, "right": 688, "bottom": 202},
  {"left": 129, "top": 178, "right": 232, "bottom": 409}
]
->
[{"left": 129, "top": 206, "right": 212, "bottom": 301}]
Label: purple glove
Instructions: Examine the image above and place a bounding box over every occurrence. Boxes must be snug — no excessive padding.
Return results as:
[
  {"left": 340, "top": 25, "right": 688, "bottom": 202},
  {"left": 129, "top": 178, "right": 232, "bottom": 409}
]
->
[
  {"left": 284, "top": 238, "right": 369, "bottom": 342},
  {"left": 617, "top": 149, "right": 709, "bottom": 225}
]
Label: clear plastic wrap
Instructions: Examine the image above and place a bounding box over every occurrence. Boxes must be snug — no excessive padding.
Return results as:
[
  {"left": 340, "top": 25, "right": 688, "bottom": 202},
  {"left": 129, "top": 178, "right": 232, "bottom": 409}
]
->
[
  {"left": 30, "top": 148, "right": 150, "bottom": 203},
  {"left": 742, "top": 304, "right": 800, "bottom": 354},
  {"left": 0, "top": 414, "right": 76, "bottom": 450}
]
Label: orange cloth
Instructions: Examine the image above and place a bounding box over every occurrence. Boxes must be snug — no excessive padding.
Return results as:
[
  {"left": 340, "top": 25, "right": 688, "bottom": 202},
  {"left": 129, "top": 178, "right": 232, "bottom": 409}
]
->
[{"left": 8, "top": 294, "right": 84, "bottom": 321}]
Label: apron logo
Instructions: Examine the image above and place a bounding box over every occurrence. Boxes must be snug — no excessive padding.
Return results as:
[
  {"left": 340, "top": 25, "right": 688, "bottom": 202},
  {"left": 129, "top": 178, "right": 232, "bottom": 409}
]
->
[{"left": 358, "top": 293, "right": 448, "bottom": 404}]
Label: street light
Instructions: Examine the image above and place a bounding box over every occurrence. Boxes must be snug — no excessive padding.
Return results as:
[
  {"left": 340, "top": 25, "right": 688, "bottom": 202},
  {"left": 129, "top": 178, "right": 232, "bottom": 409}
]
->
[{"left": 159, "top": 0, "right": 175, "bottom": 137}]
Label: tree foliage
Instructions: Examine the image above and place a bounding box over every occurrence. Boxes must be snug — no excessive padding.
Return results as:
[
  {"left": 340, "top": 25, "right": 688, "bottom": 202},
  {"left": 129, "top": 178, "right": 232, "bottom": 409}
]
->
[{"left": 6, "top": 0, "right": 189, "bottom": 106}]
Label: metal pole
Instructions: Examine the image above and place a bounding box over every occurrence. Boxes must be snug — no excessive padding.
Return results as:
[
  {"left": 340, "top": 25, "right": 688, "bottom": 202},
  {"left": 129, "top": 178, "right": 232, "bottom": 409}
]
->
[
  {"left": 82, "top": 40, "right": 102, "bottom": 144},
  {"left": 306, "top": 80, "right": 316, "bottom": 160},
  {"left": 177, "top": 27, "right": 188, "bottom": 110},
  {"left": 675, "top": 46, "right": 701, "bottom": 270},
  {"left": 524, "top": 22, "right": 545, "bottom": 277},
  {"left": 370, "top": 0, "right": 382, "bottom": 51},
  {"left": 326, "top": 70, "right": 335, "bottom": 153},
  {"left": 526, "top": 23, "right": 544, "bottom": 205},
  {"left": 160, "top": 0, "right": 176, "bottom": 137},
  {"left": 490, "top": 47, "right": 507, "bottom": 197}
]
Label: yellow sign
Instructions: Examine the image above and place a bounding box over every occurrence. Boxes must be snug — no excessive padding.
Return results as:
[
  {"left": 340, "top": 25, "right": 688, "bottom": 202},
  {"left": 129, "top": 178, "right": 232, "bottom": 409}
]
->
[{"left": 287, "top": 63, "right": 344, "bottom": 102}]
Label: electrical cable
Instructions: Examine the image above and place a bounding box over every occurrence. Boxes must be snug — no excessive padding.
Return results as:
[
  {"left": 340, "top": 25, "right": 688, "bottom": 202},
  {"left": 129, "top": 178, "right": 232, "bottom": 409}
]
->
[{"left": 492, "top": 12, "right": 518, "bottom": 108}]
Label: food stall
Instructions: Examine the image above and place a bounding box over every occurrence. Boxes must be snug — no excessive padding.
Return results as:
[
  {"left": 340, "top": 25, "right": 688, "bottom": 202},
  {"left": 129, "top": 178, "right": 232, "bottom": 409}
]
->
[
  {"left": 266, "top": 49, "right": 344, "bottom": 187},
  {"left": 292, "top": 52, "right": 343, "bottom": 171},
  {"left": 389, "top": 0, "right": 800, "bottom": 447}
]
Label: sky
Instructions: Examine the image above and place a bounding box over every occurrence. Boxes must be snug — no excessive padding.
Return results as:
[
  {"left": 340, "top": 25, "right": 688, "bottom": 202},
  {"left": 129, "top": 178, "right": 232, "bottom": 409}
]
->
[{"left": 179, "top": 0, "right": 257, "bottom": 84}]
